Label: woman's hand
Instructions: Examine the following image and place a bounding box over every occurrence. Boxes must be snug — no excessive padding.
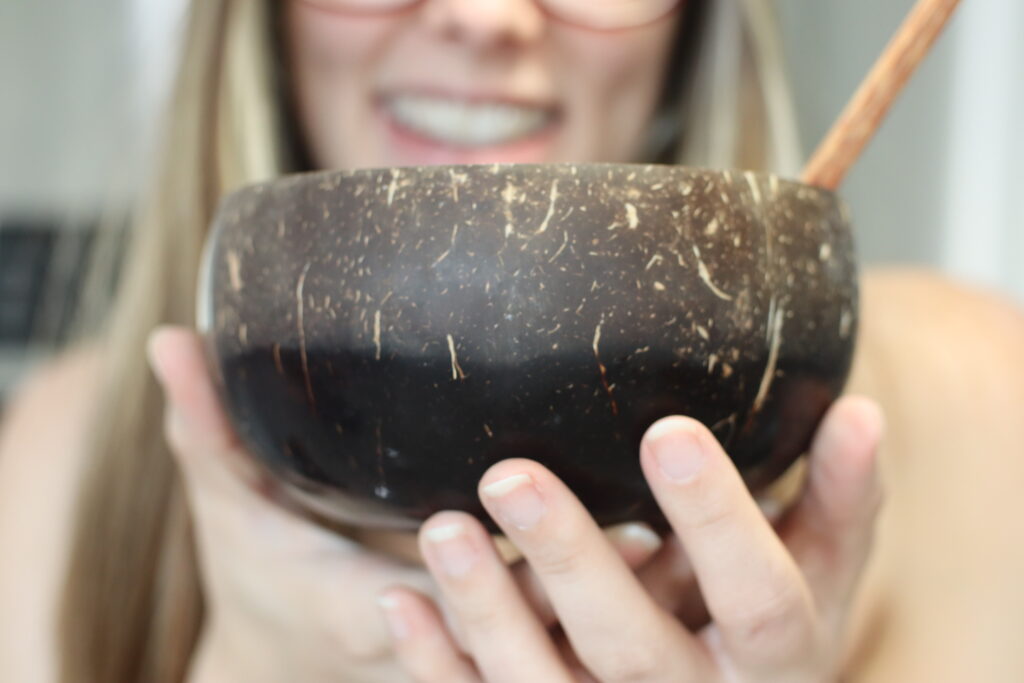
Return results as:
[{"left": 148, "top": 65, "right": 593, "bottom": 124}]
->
[
  {"left": 146, "top": 326, "right": 665, "bottom": 683},
  {"left": 380, "top": 397, "right": 884, "bottom": 682}
]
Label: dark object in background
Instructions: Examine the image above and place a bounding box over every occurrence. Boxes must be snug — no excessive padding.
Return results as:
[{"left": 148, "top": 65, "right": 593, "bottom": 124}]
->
[
  {"left": 0, "top": 224, "right": 54, "bottom": 345},
  {"left": 0, "top": 219, "right": 100, "bottom": 405},
  {"left": 200, "top": 164, "right": 858, "bottom": 530},
  {"left": 0, "top": 219, "right": 96, "bottom": 346}
]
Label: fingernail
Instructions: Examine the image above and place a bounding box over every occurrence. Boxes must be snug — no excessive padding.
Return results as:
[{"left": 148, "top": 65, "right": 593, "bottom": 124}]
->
[
  {"left": 424, "top": 522, "right": 479, "bottom": 577},
  {"left": 646, "top": 420, "right": 705, "bottom": 483},
  {"left": 481, "top": 473, "right": 546, "bottom": 530},
  {"left": 606, "top": 522, "right": 663, "bottom": 554},
  {"left": 376, "top": 594, "right": 409, "bottom": 640}
]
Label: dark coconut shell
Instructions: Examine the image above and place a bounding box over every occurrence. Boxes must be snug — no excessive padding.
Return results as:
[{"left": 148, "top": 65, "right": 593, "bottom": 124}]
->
[{"left": 198, "top": 163, "right": 857, "bottom": 530}]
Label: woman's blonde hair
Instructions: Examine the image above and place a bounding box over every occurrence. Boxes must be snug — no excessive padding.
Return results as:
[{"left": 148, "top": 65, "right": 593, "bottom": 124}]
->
[{"left": 58, "top": 1, "right": 800, "bottom": 680}]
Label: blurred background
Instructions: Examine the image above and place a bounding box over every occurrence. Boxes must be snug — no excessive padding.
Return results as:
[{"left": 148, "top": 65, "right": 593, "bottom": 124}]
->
[{"left": 1, "top": 0, "right": 1022, "bottom": 398}]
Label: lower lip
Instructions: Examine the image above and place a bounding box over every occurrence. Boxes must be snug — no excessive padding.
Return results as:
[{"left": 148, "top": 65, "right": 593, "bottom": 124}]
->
[{"left": 376, "top": 101, "right": 561, "bottom": 166}]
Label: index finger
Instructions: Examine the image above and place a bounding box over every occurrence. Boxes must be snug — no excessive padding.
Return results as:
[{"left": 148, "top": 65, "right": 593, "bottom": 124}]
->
[{"left": 477, "top": 459, "right": 711, "bottom": 682}]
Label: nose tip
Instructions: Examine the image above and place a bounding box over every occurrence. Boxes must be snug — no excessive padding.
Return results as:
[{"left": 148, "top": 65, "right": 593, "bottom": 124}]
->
[{"left": 423, "top": 0, "right": 545, "bottom": 48}]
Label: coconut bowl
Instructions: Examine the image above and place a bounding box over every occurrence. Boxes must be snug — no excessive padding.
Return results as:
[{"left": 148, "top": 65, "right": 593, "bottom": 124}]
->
[{"left": 197, "top": 163, "right": 857, "bottom": 530}]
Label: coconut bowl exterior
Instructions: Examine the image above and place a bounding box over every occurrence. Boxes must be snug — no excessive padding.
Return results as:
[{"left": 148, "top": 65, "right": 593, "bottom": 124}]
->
[{"left": 198, "top": 163, "right": 857, "bottom": 530}]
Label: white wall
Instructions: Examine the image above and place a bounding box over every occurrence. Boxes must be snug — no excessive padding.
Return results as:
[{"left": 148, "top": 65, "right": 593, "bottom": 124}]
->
[
  {"left": 2, "top": 0, "right": 1021, "bottom": 299},
  {"left": 940, "top": 0, "right": 1024, "bottom": 301},
  {"left": 778, "top": 0, "right": 1024, "bottom": 301},
  {"left": 0, "top": 0, "right": 136, "bottom": 217}
]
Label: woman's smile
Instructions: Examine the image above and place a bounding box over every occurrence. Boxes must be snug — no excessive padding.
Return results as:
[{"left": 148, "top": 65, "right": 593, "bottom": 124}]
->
[
  {"left": 285, "top": 0, "right": 678, "bottom": 169},
  {"left": 376, "top": 89, "right": 562, "bottom": 164}
]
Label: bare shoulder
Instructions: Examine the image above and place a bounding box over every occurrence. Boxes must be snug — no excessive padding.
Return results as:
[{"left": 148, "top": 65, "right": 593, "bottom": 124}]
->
[
  {"left": 858, "top": 266, "right": 1023, "bottom": 367},
  {"left": 852, "top": 267, "right": 1023, "bottom": 439},
  {"left": 845, "top": 267, "right": 1024, "bottom": 682},
  {"left": 0, "top": 344, "right": 103, "bottom": 448},
  {"left": 0, "top": 344, "right": 103, "bottom": 683}
]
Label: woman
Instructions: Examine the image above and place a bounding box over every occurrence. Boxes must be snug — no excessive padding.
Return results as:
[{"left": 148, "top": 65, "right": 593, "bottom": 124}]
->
[{"left": 1, "top": 0, "right": 1022, "bottom": 681}]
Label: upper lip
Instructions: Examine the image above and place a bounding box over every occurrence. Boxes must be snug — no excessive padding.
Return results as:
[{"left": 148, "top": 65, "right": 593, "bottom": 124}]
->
[{"left": 378, "top": 87, "right": 560, "bottom": 112}]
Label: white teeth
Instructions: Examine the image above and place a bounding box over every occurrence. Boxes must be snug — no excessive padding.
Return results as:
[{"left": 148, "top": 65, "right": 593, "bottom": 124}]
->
[{"left": 388, "top": 94, "right": 552, "bottom": 146}]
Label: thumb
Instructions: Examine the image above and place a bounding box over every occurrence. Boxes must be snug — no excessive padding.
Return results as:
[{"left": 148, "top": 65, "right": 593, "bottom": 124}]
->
[{"left": 146, "top": 325, "right": 260, "bottom": 497}]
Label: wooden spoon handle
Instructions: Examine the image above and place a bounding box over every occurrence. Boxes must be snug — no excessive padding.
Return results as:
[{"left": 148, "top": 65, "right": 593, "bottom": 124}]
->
[{"left": 801, "top": 0, "right": 963, "bottom": 190}]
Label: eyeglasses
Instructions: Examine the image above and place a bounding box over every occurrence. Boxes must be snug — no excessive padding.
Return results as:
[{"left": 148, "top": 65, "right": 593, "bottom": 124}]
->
[{"left": 299, "top": 0, "right": 682, "bottom": 32}]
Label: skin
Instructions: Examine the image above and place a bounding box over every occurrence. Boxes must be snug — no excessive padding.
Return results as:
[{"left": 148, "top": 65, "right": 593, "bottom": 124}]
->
[
  {"left": 181, "top": 1, "right": 877, "bottom": 679},
  {"left": 2, "top": 274, "right": 1023, "bottom": 682},
  {"left": 146, "top": 328, "right": 668, "bottom": 682},
  {"left": 2, "top": 2, "right": 1024, "bottom": 682},
  {"left": 284, "top": 0, "right": 679, "bottom": 167},
  {"left": 147, "top": 327, "right": 880, "bottom": 682}
]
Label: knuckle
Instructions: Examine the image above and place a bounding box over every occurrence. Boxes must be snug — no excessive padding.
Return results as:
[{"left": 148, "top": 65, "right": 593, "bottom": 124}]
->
[
  {"left": 326, "top": 614, "right": 392, "bottom": 664},
  {"left": 530, "top": 535, "right": 587, "bottom": 578},
  {"left": 458, "top": 598, "right": 505, "bottom": 635},
  {"left": 533, "top": 549, "right": 583, "bottom": 579},
  {"left": 402, "top": 648, "right": 466, "bottom": 683},
  {"left": 682, "top": 486, "right": 734, "bottom": 533},
  {"left": 313, "top": 582, "right": 392, "bottom": 664},
  {"left": 503, "top": 513, "right": 593, "bottom": 580},
  {"left": 436, "top": 602, "right": 473, "bottom": 653},
  {"left": 585, "top": 637, "right": 667, "bottom": 682},
  {"left": 444, "top": 583, "right": 505, "bottom": 636},
  {"left": 725, "top": 583, "right": 816, "bottom": 658},
  {"left": 341, "top": 635, "right": 391, "bottom": 665}
]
